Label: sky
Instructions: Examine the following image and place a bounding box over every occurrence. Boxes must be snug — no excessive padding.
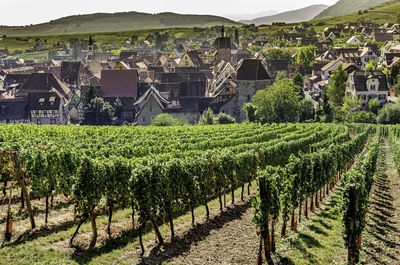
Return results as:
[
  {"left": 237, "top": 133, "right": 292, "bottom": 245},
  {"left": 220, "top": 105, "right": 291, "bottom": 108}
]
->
[{"left": 1, "top": 0, "right": 338, "bottom": 26}]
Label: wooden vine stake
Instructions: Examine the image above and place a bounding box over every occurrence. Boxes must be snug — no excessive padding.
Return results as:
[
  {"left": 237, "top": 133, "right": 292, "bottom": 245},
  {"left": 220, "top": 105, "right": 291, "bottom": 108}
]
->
[
  {"left": 4, "top": 185, "right": 13, "bottom": 242},
  {"left": 12, "top": 152, "right": 36, "bottom": 229},
  {"left": 348, "top": 185, "right": 359, "bottom": 265}
]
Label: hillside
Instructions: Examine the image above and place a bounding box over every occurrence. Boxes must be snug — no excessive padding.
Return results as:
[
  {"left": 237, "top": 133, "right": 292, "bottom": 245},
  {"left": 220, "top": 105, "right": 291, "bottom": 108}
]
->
[
  {"left": 223, "top": 10, "right": 279, "bottom": 22},
  {"left": 241, "top": 5, "right": 329, "bottom": 25},
  {"left": 312, "top": 1, "right": 400, "bottom": 28},
  {"left": 0, "top": 11, "right": 241, "bottom": 36},
  {"left": 314, "top": 0, "right": 393, "bottom": 19}
]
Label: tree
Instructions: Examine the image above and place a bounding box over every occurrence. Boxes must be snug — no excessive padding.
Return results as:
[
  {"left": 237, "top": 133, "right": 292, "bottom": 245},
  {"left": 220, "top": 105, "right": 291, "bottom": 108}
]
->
[
  {"left": 368, "top": 98, "right": 381, "bottom": 114},
  {"left": 198, "top": 108, "right": 215, "bottom": 125},
  {"left": 299, "top": 99, "right": 315, "bottom": 122},
  {"left": 377, "top": 102, "right": 400, "bottom": 124},
  {"left": 365, "top": 59, "right": 377, "bottom": 71},
  {"left": 215, "top": 113, "right": 236, "bottom": 124},
  {"left": 297, "top": 45, "right": 316, "bottom": 74},
  {"left": 151, "top": 113, "right": 186, "bottom": 126},
  {"left": 234, "top": 28, "right": 240, "bottom": 44},
  {"left": 267, "top": 48, "right": 292, "bottom": 62},
  {"left": 293, "top": 73, "right": 304, "bottom": 88},
  {"left": 252, "top": 79, "right": 300, "bottom": 123},
  {"left": 114, "top": 97, "right": 123, "bottom": 120},
  {"left": 83, "top": 98, "right": 115, "bottom": 125},
  {"left": 243, "top": 103, "right": 257, "bottom": 123},
  {"left": 83, "top": 83, "right": 100, "bottom": 107},
  {"left": 327, "top": 63, "right": 348, "bottom": 106},
  {"left": 342, "top": 95, "right": 362, "bottom": 113}
]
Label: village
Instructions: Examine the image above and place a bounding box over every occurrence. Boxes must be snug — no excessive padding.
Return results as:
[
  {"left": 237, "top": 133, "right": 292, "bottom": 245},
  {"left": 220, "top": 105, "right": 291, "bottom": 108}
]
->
[{"left": 0, "top": 22, "right": 399, "bottom": 126}]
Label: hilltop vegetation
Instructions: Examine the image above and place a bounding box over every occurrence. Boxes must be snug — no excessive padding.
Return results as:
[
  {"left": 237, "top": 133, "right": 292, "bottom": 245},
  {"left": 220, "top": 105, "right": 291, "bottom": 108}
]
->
[
  {"left": 314, "top": 0, "right": 394, "bottom": 19},
  {"left": 0, "top": 11, "right": 240, "bottom": 36}
]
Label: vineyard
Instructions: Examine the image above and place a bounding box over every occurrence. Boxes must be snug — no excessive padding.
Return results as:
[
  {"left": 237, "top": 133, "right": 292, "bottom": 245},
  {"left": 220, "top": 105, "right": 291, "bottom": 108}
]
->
[{"left": 0, "top": 123, "right": 399, "bottom": 264}]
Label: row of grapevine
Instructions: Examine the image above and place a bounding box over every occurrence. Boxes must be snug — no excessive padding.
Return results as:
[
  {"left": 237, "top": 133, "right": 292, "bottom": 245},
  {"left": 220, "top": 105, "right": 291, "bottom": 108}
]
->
[
  {"left": 252, "top": 128, "right": 370, "bottom": 263},
  {"left": 340, "top": 131, "right": 380, "bottom": 265},
  {"left": 0, "top": 123, "right": 339, "bottom": 251}
]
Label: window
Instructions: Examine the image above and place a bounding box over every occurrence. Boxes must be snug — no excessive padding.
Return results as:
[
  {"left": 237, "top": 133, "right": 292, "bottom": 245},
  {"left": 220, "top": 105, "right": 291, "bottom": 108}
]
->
[
  {"left": 50, "top": 119, "right": 56, "bottom": 125},
  {"left": 370, "top": 85, "right": 376, "bottom": 91},
  {"left": 37, "top": 119, "right": 42, "bottom": 125}
]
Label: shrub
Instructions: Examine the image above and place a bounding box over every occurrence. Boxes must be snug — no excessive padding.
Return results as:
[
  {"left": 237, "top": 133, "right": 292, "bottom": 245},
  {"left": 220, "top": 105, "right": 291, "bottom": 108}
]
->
[
  {"left": 151, "top": 113, "right": 186, "bottom": 126},
  {"left": 215, "top": 113, "right": 236, "bottom": 124}
]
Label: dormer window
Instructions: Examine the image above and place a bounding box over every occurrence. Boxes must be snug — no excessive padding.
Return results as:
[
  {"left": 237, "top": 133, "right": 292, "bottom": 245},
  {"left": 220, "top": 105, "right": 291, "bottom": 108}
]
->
[{"left": 370, "top": 85, "right": 376, "bottom": 91}]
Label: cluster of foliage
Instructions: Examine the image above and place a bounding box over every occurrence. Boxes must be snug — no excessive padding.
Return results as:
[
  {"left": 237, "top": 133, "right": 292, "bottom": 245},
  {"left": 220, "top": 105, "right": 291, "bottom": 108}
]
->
[
  {"left": 198, "top": 108, "right": 236, "bottom": 125},
  {"left": 245, "top": 76, "right": 312, "bottom": 124},
  {"left": 151, "top": 113, "right": 186, "bottom": 126}
]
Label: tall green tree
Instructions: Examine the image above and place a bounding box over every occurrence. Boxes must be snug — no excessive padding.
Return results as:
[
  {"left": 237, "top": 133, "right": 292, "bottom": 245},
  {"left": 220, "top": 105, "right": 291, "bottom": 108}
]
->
[
  {"left": 297, "top": 45, "right": 316, "bottom": 74},
  {"left": 114, "top": 97, "right": 123, "bottom": 120},
  {"left": 293, "top": 72, "right": 304, "bottom": 87},
  {"left": 83, "top": 98, "right": 115, "bottom": 125},
  {"left": 234, "top": 28, "right": 240, "bottom": 44},
  {"left": 252, "top": 79, "right": 300, "bottom": 123},
  {"left": 327, "top": 63, "right": 348, "bottom": 106},
  {"left": 83, "top": 83, "right": 100, "bottom": 107}
]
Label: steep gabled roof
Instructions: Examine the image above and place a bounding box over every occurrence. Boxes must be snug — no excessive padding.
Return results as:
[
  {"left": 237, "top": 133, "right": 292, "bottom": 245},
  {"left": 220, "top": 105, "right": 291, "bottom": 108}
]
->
[
  {"left": 236, "top": 59, "right": 270, "bottom": 81},
  {"left": 60, "top": 61, "right": 82, "bottom": 84},
  {"left": 18, "top": 73, "right": 70, "bottom": 99}
]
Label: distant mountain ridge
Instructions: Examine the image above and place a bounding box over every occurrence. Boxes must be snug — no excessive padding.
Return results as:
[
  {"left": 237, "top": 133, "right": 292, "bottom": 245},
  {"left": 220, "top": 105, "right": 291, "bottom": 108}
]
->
[
  {"left": 0, "top": 11, "right": 241, "bottom": 36},
  {"left": 241, "top": 5, "right": 329, "bottom": 25},
  {"left": 223, "top": 10, "right": 279, "bottom": 22},
  {"left": 314, "top": 0, "right": 393, "bottom": 19}
]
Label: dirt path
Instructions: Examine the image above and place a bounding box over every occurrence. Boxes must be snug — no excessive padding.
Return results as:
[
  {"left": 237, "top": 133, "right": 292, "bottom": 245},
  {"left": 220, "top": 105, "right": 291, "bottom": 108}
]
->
[
  {"left": 166, "top": 201, "right": 257, "bottom": 265},
  {"left": 362, "top": 137, "right": 400, "bottom": 264}
]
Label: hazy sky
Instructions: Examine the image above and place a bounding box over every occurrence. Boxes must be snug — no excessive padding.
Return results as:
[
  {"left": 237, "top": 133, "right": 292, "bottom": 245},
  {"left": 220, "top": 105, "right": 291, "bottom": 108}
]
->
[{"left": 1, "top": 0, "right": 338, "bottom": 26}]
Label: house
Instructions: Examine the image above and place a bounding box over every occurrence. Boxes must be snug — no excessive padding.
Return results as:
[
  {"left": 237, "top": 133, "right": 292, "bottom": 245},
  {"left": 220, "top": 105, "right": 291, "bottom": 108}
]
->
[
  {"left": 321, "top": 58, "right": 344, "bottom": 80},
  {"left": 67, "top": 92, "right": 83, "bottom": 124},
  {"left": 104, "top": 97, "right": 136, "bottom": 123},
  {"left": 60, "top": 61, "right": 83, "bottom": 90},
  {"left": 3, "top": 73, "right": 30, "bottom": 90},
  {"left": 134, "top": 86, "right": 169, "bottom": 125},
  {"left": 371, "top": 32, "right": 393, "bottom": 42},
  {"left": 346, "top": 70, "right": 389, "bottom": 110},
  {"left": 178, "top": 50, "right": 203, "bottom": 68},
  {"left": 359, "top": 47, "right": 378, "bottom": 69},
  {"left": 100, "top": 69, "right": 138, "bottom": 98},
  {"left": 217, "top": 59, "right": 273, "bottom": 122},
  {"left": 29, "top": 92, "right": 69, "bottom": 125},
  {"left": 266, "top": 60, "right": 289, "bottom": 79},
  {"left": 16, "top": 73, "right": 71, "bottom": 100},
  {"left": 346, "top": 36, "right": 362, "bottom": 45},
  {"left": 0, "top": 99, "right": 30, "bottom": 124}
]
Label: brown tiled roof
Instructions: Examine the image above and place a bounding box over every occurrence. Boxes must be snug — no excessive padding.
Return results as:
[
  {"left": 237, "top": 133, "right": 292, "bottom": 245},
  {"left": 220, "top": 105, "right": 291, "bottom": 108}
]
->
[
  {"left": 100, "top": 69, "right": 138, "bottom": 98},
  {"left": 18, "top": 73, "right": 71, "bottom": 99},
  {"left": 29, "top": 92, "right": 62, "bottom": 110}
]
